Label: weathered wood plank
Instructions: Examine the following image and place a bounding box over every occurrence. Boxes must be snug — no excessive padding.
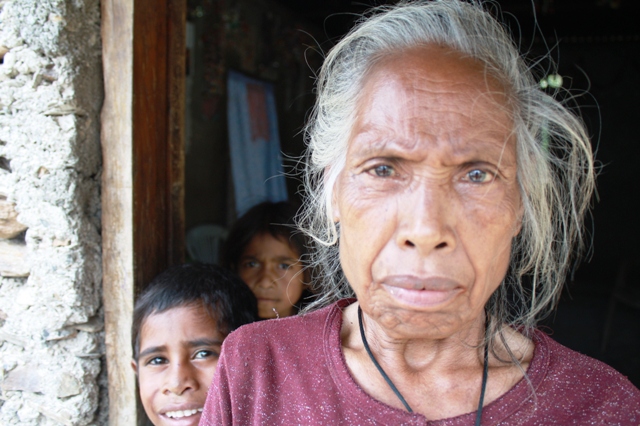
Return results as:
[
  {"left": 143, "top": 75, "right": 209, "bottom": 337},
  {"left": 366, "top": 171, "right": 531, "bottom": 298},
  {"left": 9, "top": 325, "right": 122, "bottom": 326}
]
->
[
  {"left": 133, "top": 0, "right": 170, "bottom": 291},
  {"left": 167, "top": 0, "right": 187, "bottom": 266},
  {"left": 101, "top": 0, "right": 136, "bottom": 424}
]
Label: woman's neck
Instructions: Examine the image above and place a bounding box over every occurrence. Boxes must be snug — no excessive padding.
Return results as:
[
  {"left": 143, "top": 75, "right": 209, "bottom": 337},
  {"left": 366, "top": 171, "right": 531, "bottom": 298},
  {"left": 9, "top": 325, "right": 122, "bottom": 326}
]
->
[
  {"left": 340, "top": 301, "right": 534, "bottom": 419},
  {"left": 352, "top": 303, "right": 484, "bottom": 361}
]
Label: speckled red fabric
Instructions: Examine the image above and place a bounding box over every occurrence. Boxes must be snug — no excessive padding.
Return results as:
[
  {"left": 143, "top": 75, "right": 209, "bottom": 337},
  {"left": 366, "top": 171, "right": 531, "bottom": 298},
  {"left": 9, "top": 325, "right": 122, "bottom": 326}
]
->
[{"left": 201, "top": 299, "right": 640, "bottom": 425}]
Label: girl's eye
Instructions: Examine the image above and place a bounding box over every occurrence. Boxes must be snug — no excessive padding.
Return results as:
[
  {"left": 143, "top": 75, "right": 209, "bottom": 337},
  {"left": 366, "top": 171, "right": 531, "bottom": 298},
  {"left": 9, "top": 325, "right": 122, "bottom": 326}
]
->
[
  {"left": 369, "top": 164, "right": 395, "bottom": 177},
  {"left": 278, "top": 263, "right": 292, "bottom": 270},
  {"left": 194, "top": 350, "right": 218, "bottom": 359},
  {"left": 467, "top": 169, "right": 492, "bottom": 183},
  {"left": 147, "top": 357, "right": 167, "bottom": 366},
  {"left": 243, "top": 260, "right": 259, "bottom": 269}
]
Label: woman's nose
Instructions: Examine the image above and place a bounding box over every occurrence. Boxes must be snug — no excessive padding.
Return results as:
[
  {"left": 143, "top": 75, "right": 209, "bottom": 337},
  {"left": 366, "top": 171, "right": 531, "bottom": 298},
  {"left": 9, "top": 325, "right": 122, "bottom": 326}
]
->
[
  {"left": 164, "top": 363, "right": 197, "bottom": 395},
  {"left": 396, "top": 183, "right": 456, "bottom": 253}
]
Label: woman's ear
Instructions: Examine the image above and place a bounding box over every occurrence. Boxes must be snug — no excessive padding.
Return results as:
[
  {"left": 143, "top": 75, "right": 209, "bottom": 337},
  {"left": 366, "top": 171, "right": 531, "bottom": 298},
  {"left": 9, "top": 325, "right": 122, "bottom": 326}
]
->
[
  {"left": 327, "top": 166, "right": 341, "bottom": 223},
  {"left": 513, "top": 199, "right": 524, "bottom": 237},
  {"left": 331, "top": 194, "right": 340, "bottom": 224},
  {"left": 514, "top": 219, "right": 523, "bottom": 237},
  {"left": 131, "top": 359, "right": 138, "bottom": 376}
]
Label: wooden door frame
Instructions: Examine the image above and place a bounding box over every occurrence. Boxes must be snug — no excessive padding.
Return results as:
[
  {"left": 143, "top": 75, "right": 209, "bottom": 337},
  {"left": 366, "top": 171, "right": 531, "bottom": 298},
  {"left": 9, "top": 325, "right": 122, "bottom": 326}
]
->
[{"left": 101, "top": 0, "right": 186, "bottom": 423}]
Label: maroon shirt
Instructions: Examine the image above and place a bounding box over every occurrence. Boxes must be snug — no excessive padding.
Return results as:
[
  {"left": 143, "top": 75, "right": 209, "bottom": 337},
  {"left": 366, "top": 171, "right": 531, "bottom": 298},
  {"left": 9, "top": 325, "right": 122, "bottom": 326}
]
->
[{"left": 201, "top": 299, "right": 640, "bottom": 425}]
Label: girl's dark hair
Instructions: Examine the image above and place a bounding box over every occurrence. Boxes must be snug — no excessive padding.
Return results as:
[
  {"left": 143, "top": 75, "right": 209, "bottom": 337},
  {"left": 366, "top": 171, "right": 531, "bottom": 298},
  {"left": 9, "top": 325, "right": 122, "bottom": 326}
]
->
[
  {"left": 222, "top": 200, "right": 314, "bottom": 313},
  {"left": 222, "top": 201, "right": 308, "bottom": 271},
  {"left": 131, "top": 263, "right": 258, "bottom": 359}
]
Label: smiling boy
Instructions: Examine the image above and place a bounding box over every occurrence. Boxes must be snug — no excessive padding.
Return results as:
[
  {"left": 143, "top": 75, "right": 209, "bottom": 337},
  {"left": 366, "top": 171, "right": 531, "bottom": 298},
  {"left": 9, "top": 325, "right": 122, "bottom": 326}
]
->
[{"left": 131, "top": 263, "right": 257, "bottom": 426}]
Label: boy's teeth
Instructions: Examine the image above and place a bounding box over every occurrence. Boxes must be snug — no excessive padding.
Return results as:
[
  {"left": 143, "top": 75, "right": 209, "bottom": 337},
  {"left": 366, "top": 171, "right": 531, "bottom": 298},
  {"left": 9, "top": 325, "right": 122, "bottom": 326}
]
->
[{"left": 165, "top": 408, "right": 202, "bottom": 418}]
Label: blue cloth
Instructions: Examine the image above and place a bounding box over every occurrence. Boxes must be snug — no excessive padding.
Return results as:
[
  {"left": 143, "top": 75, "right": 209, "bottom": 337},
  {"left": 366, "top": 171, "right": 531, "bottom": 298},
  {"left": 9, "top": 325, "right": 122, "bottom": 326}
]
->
[{"left": 227, "top": 71, "right": 288, "bottom": 217}]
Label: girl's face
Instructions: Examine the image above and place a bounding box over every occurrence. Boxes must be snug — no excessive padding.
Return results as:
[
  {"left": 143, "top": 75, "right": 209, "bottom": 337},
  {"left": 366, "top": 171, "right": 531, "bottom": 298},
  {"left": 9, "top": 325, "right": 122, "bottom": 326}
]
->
[{"left": 237, "top": 233, "right": 306, "bottom": 319}]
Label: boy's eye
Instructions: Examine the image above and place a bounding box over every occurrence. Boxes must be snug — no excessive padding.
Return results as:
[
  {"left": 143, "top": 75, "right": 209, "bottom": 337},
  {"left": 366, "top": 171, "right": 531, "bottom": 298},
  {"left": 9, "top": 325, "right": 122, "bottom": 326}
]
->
[
  {"left": 146, "top": 356, "right": 168, "bottom": 366},
  {"left": 194, "top": 350, "right": 218, "bottom": 359}
]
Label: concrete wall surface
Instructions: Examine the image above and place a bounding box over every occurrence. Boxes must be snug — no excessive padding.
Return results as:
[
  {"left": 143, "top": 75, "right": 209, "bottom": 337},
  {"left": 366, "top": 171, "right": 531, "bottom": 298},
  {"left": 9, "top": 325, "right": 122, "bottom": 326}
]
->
[{"left": 0, "top": 0, "right": 104, "bottom": 424}]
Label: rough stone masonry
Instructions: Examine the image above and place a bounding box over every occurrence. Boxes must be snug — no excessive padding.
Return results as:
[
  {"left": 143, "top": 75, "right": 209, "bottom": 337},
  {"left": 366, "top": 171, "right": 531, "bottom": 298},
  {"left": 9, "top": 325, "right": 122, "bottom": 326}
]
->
[{"left": 0, "top": 0, "right": 104, "bottom": 424}]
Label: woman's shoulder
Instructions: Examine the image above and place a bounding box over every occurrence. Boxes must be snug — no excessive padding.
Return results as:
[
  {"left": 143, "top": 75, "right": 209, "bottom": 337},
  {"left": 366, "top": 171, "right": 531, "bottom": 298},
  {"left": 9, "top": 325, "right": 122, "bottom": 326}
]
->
[
  {"left": 484, "top": 330, "right": 639, "bottom": 424},
  {"left": 536, "top": 329, "right": 636, "bottom": 386},
  {"left": 532, "top": 329, "right": 640, "bottom": 412},
  {"left": 223, "top": 299, "right": 351, "bottom": 353}
]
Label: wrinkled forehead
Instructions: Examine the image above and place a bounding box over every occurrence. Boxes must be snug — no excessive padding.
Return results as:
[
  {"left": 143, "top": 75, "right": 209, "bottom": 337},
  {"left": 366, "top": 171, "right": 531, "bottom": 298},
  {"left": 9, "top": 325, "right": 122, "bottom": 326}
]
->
[
  {"left": 366, "top": 44, "right": 512, "bottom": 97},
  {"left": 350, "top": 45, "right": 516, "bottom": 154}
]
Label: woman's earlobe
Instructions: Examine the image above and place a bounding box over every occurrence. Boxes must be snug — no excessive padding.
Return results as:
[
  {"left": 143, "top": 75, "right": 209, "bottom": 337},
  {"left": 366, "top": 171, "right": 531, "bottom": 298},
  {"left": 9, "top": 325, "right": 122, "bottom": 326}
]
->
[
  {"left": 512, "top": 216, "right": 523, "bottom": 237},
  {"left": 325, "top": 166, "right": 341, "bottom": 223},
  {"left": 513, "top": 202, "right": 524, "bottom": 236},
  {"left": 331, "top": 188, "right": 341, "bottom": 223}
]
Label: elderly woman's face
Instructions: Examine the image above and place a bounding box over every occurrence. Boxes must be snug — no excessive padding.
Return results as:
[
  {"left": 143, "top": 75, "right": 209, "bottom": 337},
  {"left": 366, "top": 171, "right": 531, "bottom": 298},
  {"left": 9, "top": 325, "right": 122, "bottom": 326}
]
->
[{"left": 333, "top": 45, "right": 522, "bottom": 339}]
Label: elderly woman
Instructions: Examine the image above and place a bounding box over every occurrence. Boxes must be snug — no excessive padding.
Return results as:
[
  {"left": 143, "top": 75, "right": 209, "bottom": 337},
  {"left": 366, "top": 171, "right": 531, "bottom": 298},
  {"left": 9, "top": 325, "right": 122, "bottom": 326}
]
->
[{"left": 201, "top": 1, "right": 640, "bottom": 424}]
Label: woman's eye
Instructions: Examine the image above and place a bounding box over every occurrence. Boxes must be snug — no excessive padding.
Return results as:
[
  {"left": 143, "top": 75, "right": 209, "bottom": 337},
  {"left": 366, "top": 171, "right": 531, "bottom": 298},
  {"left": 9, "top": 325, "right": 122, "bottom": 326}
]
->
[
  {"left": 278, "top": 263, "right": 292, "bottom": 270},
  {"left": 467, "top": 169, "right": 492, "bottom": 183},
  {"left": 369, "top": 164, "right": 395, "bottom": 177},
  {"left": 243, "top": 260, "right": 259, "bottom": 269},
  {"left": 194, "top": 350, "right": 217, "bottom": 359},
  {"left": 147, "top": 357, "right": 167, "bottom": 366}
]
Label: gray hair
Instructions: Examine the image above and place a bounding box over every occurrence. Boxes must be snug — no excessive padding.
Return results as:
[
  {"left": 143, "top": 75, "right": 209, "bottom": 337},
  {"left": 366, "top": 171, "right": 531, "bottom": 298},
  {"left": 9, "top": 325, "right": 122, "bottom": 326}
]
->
[{"left": 299, "top": 0, "right": 595, "bottom": 343}]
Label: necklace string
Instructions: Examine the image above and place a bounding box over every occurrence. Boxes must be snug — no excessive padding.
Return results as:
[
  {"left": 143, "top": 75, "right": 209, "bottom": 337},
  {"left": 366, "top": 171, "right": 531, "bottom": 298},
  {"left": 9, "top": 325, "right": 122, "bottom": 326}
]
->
[
  {"left": 475, "top": 335, "right": 489, "bottom": 426},
  {"left": 357, "top": 305, "right": 489, "bottom": 425},
  {"left": 358, "top": 305, "right": 413, "bottom": 412}
]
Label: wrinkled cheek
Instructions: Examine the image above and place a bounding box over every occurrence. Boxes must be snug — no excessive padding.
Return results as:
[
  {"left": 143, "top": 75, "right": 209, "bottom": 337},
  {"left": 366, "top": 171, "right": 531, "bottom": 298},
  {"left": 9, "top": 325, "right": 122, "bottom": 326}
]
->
[
  {"left": 340, "top": 217, "right": 392, "bottom": 298},
  {"left": 470, "top": 233, "right": 513, "bottom": 301},
  {"left": 338, "top": 229, "right": 358, "bottom": 283},
  {"left": 336, "top": 176, "right": 398, "bottom": 290},
  {"left": 338, "top": 223, "right": 370, "bottom": 297}
]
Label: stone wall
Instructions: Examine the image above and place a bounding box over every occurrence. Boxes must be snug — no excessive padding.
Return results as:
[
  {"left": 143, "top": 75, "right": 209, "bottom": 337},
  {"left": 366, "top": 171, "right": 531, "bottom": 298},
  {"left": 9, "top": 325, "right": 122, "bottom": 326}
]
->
[{"left": 0, "top": 0, "right": 103, "bottom": 424}]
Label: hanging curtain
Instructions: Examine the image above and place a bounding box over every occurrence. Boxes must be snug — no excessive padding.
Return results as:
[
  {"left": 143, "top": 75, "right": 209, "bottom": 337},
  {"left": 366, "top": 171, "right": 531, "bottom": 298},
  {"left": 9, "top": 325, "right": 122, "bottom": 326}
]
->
[{"left": 227, "top": 70, "right": 288, "bottom": 216}]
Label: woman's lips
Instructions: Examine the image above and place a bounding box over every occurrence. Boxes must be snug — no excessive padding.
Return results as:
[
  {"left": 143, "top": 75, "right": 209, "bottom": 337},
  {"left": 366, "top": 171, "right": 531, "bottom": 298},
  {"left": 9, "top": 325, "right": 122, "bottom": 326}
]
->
[{"left": 380, "top": 275, "right": 462, "bottom": 307}]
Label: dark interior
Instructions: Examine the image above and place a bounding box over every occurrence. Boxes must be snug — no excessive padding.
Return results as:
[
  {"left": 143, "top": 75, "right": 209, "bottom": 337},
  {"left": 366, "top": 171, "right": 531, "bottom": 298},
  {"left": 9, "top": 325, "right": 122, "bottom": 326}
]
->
[{"left": 184, "top": 0, "right": 640, "bottom": 385}]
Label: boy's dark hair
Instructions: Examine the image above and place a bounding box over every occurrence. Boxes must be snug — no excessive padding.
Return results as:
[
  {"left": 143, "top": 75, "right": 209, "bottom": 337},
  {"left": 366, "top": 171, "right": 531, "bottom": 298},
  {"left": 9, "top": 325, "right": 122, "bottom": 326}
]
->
[
  {"left": 222, "top": 201, "right": 308, "bottom": 271},
  {"left": 131, "top": 263, "right": 257, "bottom": 359}
]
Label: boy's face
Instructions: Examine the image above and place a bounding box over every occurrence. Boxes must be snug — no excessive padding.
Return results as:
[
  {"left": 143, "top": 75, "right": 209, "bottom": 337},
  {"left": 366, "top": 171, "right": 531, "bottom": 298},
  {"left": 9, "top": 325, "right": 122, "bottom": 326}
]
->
[
  {"left": 238, "top": 232, "right": 306, "bottom": 319},
  {"left": 132, "top": 304, "right": 224, "bottom": 426}
]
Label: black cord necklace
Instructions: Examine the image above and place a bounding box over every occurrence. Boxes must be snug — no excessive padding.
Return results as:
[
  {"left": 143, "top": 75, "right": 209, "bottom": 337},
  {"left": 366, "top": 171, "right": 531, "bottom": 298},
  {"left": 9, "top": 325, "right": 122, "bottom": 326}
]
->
[{"left": 357, "top": 306, "right": 489, "bottom": 425}]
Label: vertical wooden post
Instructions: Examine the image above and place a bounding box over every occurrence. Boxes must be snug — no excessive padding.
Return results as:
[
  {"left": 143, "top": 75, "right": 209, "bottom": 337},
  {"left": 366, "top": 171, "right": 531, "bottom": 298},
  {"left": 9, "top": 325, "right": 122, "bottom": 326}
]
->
[
  {"left": 168, "top": 0, "right": 187, "bottom": 265},
  {"left": 101, "top": 0, "right": 186, "bottom": 423},
  {"left": 101, "top": 0, "right": 136, "bottom": 423}
]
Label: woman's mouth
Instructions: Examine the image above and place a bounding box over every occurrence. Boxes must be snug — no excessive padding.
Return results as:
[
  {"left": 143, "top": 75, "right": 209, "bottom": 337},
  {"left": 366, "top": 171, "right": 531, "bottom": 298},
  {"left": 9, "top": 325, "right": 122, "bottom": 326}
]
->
[{"left": 380, "top": 275, "right": 462, "bottom": 307}]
